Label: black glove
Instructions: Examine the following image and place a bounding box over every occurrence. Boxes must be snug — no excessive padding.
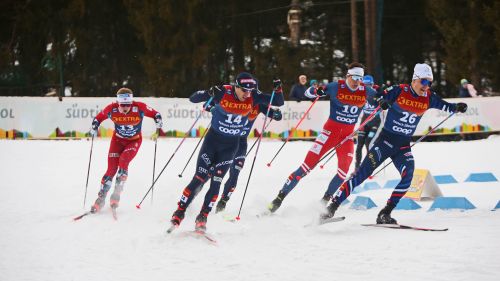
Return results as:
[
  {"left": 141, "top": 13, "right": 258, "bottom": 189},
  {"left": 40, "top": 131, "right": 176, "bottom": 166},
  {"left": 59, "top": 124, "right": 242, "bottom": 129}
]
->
[
  {"left": 271, "top": 108, "right": 282, "bottom": 121},
  {"left": 209, "top": 85, "right": 223, "bottom": 97},
  {"left": 154, "top": 113, "right": 163, "bottom": 129},
  {"left": 273, "top": 78, "right": 283, "bottom": 93},
  {"left": 377, "top": 97, "right": 390, "bottom": 110},
  {"left": 455, "top": 102, "right": 467, "bottom": 113},
  {"left": 316, "top": 87, "right": 327, "bottom": 97},
  {"left": 90, "top": 119, "right": 100, "bottom": 137}
]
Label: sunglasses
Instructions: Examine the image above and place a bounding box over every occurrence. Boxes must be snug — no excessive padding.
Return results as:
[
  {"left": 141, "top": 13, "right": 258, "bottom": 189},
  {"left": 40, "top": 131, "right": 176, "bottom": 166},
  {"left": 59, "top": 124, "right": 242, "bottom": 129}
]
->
[
  {"left": 350, "top": 75, "right": 363, "bottom": 81},
  {"left": 119, "top": 104, "right": 132, "bottom": 108},
  {"left": 237, "top": 86, "right": 254, "bottom": 93},
  {"left": 420, "top": 78, "right": 432, "bottom": 87}
]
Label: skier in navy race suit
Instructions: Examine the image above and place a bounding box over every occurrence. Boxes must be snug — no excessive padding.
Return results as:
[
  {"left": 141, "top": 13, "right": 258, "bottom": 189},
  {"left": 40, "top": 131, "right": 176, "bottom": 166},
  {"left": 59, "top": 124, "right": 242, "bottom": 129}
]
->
[
  {"left": 214, "top": 103, "right": 283, "bottom": 213},
  {"left": 169, "top": 72, "right": 284, "bottom": 232},
  {"left": 321, "top": 63, "right": 468, "bottom": 224}
]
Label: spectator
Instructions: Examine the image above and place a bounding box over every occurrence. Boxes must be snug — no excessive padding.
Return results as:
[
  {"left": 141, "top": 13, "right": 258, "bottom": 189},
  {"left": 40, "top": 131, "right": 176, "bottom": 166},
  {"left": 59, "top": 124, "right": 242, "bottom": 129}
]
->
[
  {"left": 459, "top": 78, "right": 479, "bottom": 98},
  {"left": 310, "top": 79, "right": 318, "bottom": 88},
  {"left": 289, "top": 74, "right": 308, "bottom": 102}
]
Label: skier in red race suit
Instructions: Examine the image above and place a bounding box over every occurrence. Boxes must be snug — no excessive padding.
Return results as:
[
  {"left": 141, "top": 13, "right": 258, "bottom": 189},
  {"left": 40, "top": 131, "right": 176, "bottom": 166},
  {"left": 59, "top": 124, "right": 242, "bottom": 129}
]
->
[
  {"left": 267, "top": 62, "right": 377, "bottom": 213},
  {"left": 89, "top": 88, "right": 163, "bottom": 213}
]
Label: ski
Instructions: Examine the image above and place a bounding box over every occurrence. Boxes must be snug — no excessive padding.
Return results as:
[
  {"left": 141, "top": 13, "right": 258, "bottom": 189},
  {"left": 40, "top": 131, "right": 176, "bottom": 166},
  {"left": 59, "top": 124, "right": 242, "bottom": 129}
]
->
[
  {"left": 166, "top": 223, "right": 178, "bottom": 234},
  {"left": 256, "top": 210, "right": 274, "bottom": 218},
  {"left": 305, "top": 216, "right": 346, "bottom": 227},
  {"left": 192, "top": 230, "right": 217, "bottom": 244},
  {"left": 221, "top": 214, "right": 237, "bottom": 223},
  {"left": 73, "top": 211, "right": 92, "bottom": 221},
  {"left": 319, "top": 216, "right": 346, "bottom": 225},
  {"left": 361, "top": 223, "right": 448, "bottom": 231}
]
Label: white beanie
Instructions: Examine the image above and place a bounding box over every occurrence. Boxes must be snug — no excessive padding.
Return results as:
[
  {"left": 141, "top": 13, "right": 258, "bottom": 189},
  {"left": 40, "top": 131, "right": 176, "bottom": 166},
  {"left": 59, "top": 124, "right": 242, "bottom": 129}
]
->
[
  {"left": 117, "top": 92, "right": 133, "bottom": 104},
  {"left": 412, "top": 63, "right": 433, "bottom": 80},
  {"left": 347, "top": 67, "right": 364, "bottom": 77}
]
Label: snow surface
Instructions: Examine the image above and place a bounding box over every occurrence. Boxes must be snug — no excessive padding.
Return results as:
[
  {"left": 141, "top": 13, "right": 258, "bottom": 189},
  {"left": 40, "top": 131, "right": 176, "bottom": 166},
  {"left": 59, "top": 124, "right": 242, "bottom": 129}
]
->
[{"left": 1, "top": 136, "right": 499, "bottom": 281}]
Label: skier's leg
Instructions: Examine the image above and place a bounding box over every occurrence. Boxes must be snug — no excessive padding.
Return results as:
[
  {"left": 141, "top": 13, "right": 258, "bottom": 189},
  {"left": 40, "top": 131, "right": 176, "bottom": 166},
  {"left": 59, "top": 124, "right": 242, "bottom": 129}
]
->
[
  {"left": 110, "top": 138, "right": 142, "bottom": 208},
  {"left": 91, "top": 138, "right": 122, "bottom": 213},
  {"left": 377, "top": 146, "right": 414, "bottom": 224}
]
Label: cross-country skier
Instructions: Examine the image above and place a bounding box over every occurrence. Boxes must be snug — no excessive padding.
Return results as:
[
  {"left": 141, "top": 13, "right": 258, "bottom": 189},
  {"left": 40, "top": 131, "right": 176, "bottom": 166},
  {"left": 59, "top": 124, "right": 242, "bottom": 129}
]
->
[
  {"left": 321, "top": 63, "right": 468, "bottom": 224},
  {"left": 354, "top": 75, "right": 382, "bottom": 172},
  {"left": 89, "top": 88, "right": 163, "bottom": 213},
  {"left": 169, "top": 72, "right": 284, "bottom": 232},
  {"left": 214, "top": 104, "right": 283, "bottom": 213},
  {"left": 268, "top": 62, "right": 377, "bottom": 213}
]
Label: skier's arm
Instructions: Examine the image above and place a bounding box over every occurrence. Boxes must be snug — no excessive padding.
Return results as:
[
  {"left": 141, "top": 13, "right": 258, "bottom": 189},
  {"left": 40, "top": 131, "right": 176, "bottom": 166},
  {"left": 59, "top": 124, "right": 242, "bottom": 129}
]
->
[
  {"left": 137, "top": 102, "right": 163, "bottom": 129},
  {"left": 376, "top": 85, "right": 401, "bottom": 110},
  {"left": 429, "top": 92, "right": 467, "bottom": 113},
  {"left": 257, "top": 104, "right": 282, "bottom": 121},
  {"left": 253, "top": 78, "right": 285, "bottom": 106},
  {"left": 90, "top": 103, "right": 113, "bottom": 135},
  {"left": 189, "top": 85, "right": 225, "bottom": 103}
]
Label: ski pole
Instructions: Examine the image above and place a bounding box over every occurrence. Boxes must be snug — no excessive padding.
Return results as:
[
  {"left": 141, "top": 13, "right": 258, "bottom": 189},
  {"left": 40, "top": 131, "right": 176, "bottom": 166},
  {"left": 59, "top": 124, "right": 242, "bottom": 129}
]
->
[
  {"left": 236, "top": 91, "right": 276, "bottom": 220},
  {"left": 150, "top": 129, "right": 160, "bottom": 204},
  {"left": 178, "top": 123, "right": 211, "bottom": 178},
  {"left": 136, "top": 97, "right": 213, "bottom": 209},
  {"left": 319, "top": 107, "right": 381, "bottom": 169},
  {"left": 245, "top": 120, "right": 273, "bottom": 157},
  {"left": 83, "top": 135, "right": 94, "bottom": 208},
  {"left": 267, "top": 96, "right": 320, "bottom": 167},
  {"left": 371, "top": 112, "right": 456, "bottom": 178}
]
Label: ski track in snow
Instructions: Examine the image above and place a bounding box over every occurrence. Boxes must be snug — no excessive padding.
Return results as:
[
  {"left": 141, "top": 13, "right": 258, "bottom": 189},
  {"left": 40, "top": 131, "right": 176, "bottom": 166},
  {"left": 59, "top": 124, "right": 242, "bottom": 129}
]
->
[{"left": 0, "top": 137, "right": 499, "bottom": 281}]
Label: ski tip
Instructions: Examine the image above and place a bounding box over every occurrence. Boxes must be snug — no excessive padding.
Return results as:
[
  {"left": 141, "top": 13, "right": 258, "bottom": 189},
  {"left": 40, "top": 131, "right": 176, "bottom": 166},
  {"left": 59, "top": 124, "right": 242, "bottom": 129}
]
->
[{"left": 135, "top": 204, "right": 141, "bottom": 209}]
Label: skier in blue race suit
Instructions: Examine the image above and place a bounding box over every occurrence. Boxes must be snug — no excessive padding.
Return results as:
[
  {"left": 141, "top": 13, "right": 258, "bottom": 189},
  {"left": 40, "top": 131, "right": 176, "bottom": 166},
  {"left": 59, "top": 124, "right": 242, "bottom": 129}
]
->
[
  {"left": 214, "top": 103, "right": 283, "bottom": 213},
  {"left": 169, "top": 72, "right": 284, "bottom": 232},
  {"left": 321, "top": 63, "right": 468, "bottom": 224}
]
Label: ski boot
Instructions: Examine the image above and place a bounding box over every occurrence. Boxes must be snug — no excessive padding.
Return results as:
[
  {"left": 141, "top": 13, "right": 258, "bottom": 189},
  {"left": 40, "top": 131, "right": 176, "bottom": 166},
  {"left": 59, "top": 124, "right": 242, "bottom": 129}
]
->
[
  {"left": 376, "top": 202, "right": 397, "bottom": 224},
  {"left": 320, "top": 193, "right": 332, "bottom": 206},
  {"left": 90, "top": 176, "right": 112, "bottom": 213},
  {"left": 320, "top": 200, "right": 340, "bottom": 221},
  {"left": 215, "top": 196, "right": 229, "bottom": 213},
  {"left": 268, "top": 191, "right": 286, "bottom": 213},
  {"left": 171, "top": 208, "right": 186, "bottom": 226},
  {"left": 110, "top": 169, "right": 127, "bottom": 209},
  {"left": 90, "top": 190, "right": 107, "bottom": 213},
  {"left": 195, "top": 211, "right": 208, "bottom": 233}
]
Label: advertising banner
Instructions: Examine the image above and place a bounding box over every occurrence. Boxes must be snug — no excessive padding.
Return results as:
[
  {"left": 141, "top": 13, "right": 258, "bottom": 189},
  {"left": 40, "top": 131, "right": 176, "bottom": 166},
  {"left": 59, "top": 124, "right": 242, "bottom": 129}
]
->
[{"left": 1, "top": 96, "right": 499, "bottom": 139}]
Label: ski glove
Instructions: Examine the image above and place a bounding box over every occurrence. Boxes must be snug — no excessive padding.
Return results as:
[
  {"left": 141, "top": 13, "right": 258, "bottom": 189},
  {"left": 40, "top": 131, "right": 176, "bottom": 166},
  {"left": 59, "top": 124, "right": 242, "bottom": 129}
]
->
[
  {"left": 273, "top": 78, "right": 283, "bottom": 93},
  {"left": 90, "top": 119, "right": 99, "bottom": 137},
  {"left": 209, "top": 85, "right": 223, "bottom": 97},
  {"left": 316, "top": 87, "right": 327, "bottom": 98},
  {"left": 377, "top": 97, "right": 390, "bottom": 110},
  {"left": 271, "top": 108, "right": 283, "bottom": 121},
  {"left": 455, "top": 102, "right": 468, "bottom": 113},
  {"left": 154, "top": 113, "right": 163, "bottom": 129}
]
